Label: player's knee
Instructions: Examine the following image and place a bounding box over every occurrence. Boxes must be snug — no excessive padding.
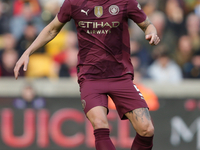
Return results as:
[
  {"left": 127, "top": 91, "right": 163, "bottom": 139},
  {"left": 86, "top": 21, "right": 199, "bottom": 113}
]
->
[
  {"left": 138, "top": 123, "right": 154, "bottom": 137},
  {"left": 91, "top": 118, "right": 109, "bottom": 129}
]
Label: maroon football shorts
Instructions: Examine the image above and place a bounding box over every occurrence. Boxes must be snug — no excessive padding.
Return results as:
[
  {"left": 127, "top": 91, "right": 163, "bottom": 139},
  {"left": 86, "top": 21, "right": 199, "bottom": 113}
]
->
[{"left": 79, "top": 74, "right": 148, "bottom": 120}]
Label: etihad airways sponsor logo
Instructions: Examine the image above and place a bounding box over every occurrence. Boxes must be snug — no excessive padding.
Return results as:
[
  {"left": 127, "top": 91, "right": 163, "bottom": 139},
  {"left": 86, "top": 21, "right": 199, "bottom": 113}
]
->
[
  {"left": 78, "top": 21, "right": 120, "bottom": 34},
  {"left": 86, "top": 30, "right": 111, "bottom": 34},
  {"left": 78, "top": 21, "right": 120, "bottom": 28}
]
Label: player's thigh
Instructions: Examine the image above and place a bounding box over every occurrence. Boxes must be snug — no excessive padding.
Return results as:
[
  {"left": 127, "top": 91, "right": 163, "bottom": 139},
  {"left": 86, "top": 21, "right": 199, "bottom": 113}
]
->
[
  {"left": 109, "top": 75, "right": 148, "bottom": 120},
  {"left": 125, "top": 108, "right": 154, "bottom": 137},
  {"left": 86, "top": 106, "right": 109, "bottom": 129},
  {"left": 80, "top": 80, "right": 109, "bottom": 129},
  {"left": 80, "top": 79, "right": 109, "bottom": 116}
]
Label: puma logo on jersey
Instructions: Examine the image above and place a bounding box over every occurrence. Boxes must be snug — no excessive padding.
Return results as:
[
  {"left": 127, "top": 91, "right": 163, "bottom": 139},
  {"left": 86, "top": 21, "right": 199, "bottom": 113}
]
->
[{"left": 81, "top": 9, "right": 89, "bottom": 16}]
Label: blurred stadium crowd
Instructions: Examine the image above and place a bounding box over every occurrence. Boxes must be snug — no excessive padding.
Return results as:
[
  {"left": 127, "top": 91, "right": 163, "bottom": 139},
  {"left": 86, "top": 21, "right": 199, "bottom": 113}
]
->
[{"left": 0, "top": 0, "right": 200, "bottom": 83}]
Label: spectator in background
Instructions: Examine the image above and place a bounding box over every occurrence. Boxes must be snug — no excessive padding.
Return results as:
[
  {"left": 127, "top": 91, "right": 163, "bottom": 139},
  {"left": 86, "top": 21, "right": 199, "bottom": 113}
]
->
[
  {"left": 165, "top": 0, "right": 186, "bottom": 38},
  {"left": 148, "top": 11, "right": 177, "bottom": 53},
  {"left": 13, "top": 83, "right": 46, "bottom": 109},
  {"left": 140, "top": 0, "right": 157, "bottom": 16},
  {"left": 0, "top": 33, "right": 16, "bottom": 57},
  {"left": 54, "top": 31, "right": 78, "bottom": 78},
  {"left": 0, "top": 0, "right": 10, "bottom": 35},
  {"left": 130, "top": 52, "right": 148, "bottom": 79},
  {"left": 149, "top": 11, "right": 166, "bottom": 40},
  {"left": 12, "top": 0, "right": 41, "bottom": 16},
  {"left": 183, "top": 50, "right": 200, "bottom": 79},
  {"left": 186, "top": 13, "right": 200, "bottom": 52},
  {"left": 173, "top": 35, "right": 193, "bottom": 69},
  {"left": 39, "top": 0, "right": 76, "bottom": 31},
  {"left": 147, "top": 44, "right": 183, "bottom": 83},
  {"left": 0, "top": 49, "right": 20, "bottom": 77},
  {"left": 39, "top": 0, "right": 62, "bottom": 24},
  {"left": 0, "top": 33, "right": 24, "bottom": 77},
  {"left": 16, "top": 21, "right": 45, "bottom": 57},
  {"left": 10, "top": 1, "right": 44, "bottom": 40},
  {"left": 58, "top": 47, "right": 78, "bottom": 78},
  {"left": 130, "top": 40, "right": 152, "bottom": 73}
]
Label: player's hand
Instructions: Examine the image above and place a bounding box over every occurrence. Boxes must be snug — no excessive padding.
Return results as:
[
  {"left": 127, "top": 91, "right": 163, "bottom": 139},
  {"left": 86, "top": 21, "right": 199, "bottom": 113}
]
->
[
  {"left": 145, "top": 33, "right": 160, "bottom": 46},
  {"left": 14, "top": 52, "right": 30, "bottom": 79}
]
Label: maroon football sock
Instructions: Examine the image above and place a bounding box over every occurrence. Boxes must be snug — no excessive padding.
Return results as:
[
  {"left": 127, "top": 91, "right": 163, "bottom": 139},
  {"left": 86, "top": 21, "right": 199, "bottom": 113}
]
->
[
  {"left": 94, "top": 128, "right": 116, "bottom": 150},
  {"left": 131, "top": 133, "right": 154, "bottom": 150}
]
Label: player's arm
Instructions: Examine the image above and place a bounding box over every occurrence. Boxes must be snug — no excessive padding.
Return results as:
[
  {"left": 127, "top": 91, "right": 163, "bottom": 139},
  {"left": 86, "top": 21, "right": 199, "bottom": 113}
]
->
[
  {"left": 14, "top": 16, "right": 65, "bottom": 79},
  {"left": 137, "top": 17, "right": 160, "bottom": 46}
]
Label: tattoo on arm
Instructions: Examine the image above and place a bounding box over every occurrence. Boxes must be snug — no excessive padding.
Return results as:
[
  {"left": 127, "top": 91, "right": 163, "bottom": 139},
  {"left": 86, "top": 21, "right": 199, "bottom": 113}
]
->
[
  {"left": 129, "top": 108, "right": 151, "bottom": 122},
  {"left": 137, "top": 18, "right": 152, "bottom": 32},
  {"left": 48, "top": 29, "right": 61, "bottom": 40},
  {"left": 48, "top": 31, "right": 53, "bottom": 36},
  {"left": 48, "top": 30, "right": 56, "bottom": 38}
]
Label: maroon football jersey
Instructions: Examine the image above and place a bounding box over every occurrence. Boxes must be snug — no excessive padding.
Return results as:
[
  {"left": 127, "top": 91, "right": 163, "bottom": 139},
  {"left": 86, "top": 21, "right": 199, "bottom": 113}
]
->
[{"left": 57, "top": 0, "right": 146, "bottom": 83}]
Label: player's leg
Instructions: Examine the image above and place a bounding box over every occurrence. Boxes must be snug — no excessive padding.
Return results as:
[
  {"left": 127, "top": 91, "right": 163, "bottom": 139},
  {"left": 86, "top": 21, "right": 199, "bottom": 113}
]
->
[
  {"left": 79, "top": 80, "right": 116, "bottom": 150},
  {"left": 108, "top": 74, "right": 154, "bottom": 150},
  {"left": 125, "top": 108, "right": 154, "bottom": 150},
  {"left": 86, "top": 106, "right": 109, "bottom": 129},
  {"left": 86, "top": 106, "right": 116, "bottom": 150}
]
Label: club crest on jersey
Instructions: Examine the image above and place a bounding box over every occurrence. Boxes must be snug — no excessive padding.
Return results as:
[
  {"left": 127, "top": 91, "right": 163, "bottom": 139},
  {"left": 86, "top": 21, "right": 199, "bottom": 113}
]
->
[
  {"left": 94, "top": 6, "right": 103, "bottom": 18},
  {"left": 109, "top": 5, "right": 119, "bottom": 15}
]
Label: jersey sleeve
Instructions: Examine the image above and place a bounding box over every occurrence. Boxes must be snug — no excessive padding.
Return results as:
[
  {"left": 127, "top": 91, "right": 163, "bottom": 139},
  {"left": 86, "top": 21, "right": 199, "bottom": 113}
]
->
[
  {"left": 127, "top": 0, "right": 146, "bottom": 23},
  {"left": 57, "top": 0, "right": 72, "bottom": 23}
]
